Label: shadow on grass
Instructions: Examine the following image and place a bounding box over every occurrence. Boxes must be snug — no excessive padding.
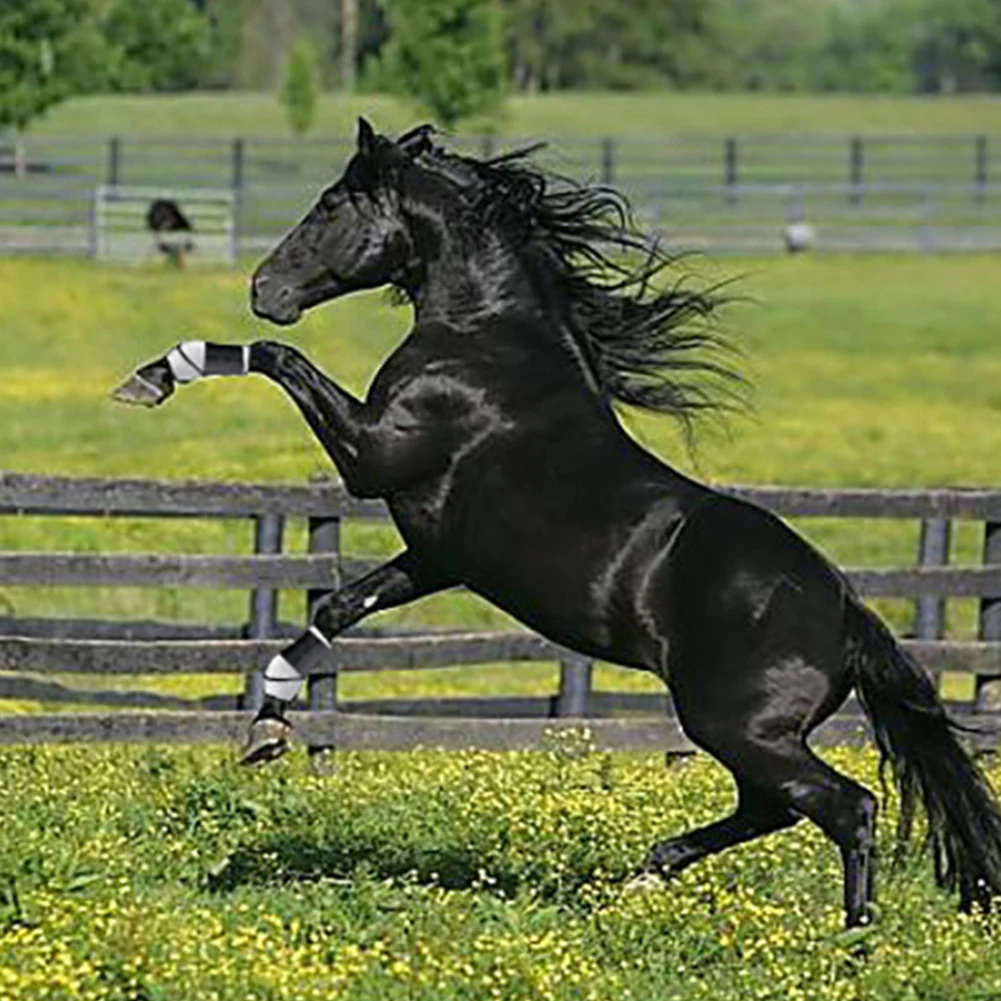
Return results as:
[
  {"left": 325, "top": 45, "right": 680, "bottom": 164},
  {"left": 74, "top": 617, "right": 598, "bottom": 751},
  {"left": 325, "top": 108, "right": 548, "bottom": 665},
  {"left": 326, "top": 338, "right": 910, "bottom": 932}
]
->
[{"left": 206, "top": 832, "right": 523, "bottom": 898}]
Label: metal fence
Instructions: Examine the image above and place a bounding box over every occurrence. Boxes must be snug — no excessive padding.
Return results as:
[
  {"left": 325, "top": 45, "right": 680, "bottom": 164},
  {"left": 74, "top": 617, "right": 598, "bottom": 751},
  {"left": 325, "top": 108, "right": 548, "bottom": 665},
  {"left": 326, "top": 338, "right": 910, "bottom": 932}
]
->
[{"left": 0, "top": 133, "right": 999, "bottom": 257}]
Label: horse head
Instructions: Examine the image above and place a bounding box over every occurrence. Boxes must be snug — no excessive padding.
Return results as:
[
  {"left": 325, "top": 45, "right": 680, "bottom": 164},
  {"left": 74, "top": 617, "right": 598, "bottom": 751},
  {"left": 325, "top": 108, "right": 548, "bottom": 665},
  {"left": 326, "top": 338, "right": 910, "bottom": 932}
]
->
[{"left": 251, "top": 118, "right": 432, "bottom": 325}]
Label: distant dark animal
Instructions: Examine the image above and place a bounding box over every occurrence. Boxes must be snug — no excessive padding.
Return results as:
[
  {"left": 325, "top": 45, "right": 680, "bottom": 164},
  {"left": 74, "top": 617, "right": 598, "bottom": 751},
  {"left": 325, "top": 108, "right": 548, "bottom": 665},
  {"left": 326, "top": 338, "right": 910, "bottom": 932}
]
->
[
  {"left": 146, "top": 198, "right": 194, "bottom": 267},
  {"left": 115, "top": 119, "right": 1001, "bottom": 931}
]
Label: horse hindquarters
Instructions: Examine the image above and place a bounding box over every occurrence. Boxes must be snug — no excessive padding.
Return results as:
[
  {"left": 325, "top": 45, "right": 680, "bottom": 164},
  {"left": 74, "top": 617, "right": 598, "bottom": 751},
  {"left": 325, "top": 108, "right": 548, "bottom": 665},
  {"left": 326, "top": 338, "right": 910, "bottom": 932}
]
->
[{"left": 648, "top": 498, "right": 877, "bottom": 927}]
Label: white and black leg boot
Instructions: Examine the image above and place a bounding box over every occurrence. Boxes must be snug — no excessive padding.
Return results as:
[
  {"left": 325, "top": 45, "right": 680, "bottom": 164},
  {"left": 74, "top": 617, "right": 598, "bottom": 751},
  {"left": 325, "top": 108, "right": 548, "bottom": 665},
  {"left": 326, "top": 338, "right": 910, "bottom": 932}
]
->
[{"left": 239, "top": 626, "right": 332, "bottom": 766}]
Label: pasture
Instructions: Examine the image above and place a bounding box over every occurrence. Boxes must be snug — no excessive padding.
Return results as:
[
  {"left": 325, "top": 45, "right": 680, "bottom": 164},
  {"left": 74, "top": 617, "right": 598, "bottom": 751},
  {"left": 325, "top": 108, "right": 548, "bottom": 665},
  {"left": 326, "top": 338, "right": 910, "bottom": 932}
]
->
[
  {"left": 25, "top": 90, "right": 1001, "bottom": 139},
  {"left": 2, "top": 252, "right": 1001, "bottom": 997},
  {"left": 3, "top": 744, "right": 1001, "bottom": 1001}
]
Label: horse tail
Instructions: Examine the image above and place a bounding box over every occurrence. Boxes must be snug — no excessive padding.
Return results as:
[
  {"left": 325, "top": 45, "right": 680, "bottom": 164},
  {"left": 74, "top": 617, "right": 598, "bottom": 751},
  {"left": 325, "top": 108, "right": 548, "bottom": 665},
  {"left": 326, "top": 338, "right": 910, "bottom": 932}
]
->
[{"left": 846, "top": 594, "right": 1001, "bottom": 910}]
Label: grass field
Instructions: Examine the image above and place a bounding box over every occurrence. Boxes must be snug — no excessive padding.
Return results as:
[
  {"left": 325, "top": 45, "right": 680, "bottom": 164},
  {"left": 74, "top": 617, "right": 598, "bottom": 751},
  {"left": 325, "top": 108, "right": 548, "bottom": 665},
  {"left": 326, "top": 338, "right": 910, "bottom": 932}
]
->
[
  {"left": 24, "top": 90, "right": 1001, "bottom": 139},
  {"left": 3, "top": 252, "right": 1001, "bottom": 997},
  {"left": 3, "top": 744, "right": 1001, "bottom": 1001},
  {"left": 1, "top": 252, "right": 1000, "bottom": 709}
]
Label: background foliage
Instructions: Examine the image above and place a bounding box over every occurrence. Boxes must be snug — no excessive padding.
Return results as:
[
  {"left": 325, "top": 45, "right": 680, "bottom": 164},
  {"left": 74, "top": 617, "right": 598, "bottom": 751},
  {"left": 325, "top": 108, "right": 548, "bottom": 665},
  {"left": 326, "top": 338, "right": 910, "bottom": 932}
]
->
[
  {"left": 281, "top": 36, "right": 320, "bottom": 136},
  {"left": 4, "top": 0, "right": 1001, "bottom": 133},
  {"left": 373, "top": 0, "right": 505, "bottom": 126}
]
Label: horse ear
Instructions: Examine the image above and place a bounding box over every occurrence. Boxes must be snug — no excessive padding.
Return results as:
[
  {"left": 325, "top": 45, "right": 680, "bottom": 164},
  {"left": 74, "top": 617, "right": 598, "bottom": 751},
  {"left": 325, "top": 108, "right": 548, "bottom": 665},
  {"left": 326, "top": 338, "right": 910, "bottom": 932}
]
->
[
  {"left": 357, "top": 117, "right": 377, "bottom": 156},
  {"left": 397, "top": 123, "right": 437, "bottom": 157}
]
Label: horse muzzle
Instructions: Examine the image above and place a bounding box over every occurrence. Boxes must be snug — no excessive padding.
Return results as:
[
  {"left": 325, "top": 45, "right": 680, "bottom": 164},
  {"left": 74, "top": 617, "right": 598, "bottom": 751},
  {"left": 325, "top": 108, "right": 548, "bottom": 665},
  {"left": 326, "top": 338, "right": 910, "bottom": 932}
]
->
[{"left": 250, "top": 273, "right": 303, "bottom": 326}]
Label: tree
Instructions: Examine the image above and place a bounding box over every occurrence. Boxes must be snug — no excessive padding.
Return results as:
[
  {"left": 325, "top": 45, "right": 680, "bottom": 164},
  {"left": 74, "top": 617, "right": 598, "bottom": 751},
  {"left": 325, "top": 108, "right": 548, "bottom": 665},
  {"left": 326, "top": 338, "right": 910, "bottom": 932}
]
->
[
  {"left": 282, "top": 37, "right": 320, "bottom": 135},
  {"left": 378, "top": 0, "right": 506, "bottom": 127},
  {"left": 101, "top": 0, "right": 213, "bottom": 91},
  {"left": 0, "top": 0, "right": 98, "bottom": 130},
  {"left": 913, "top": 0, "right": 1001, "bottom": 93}
]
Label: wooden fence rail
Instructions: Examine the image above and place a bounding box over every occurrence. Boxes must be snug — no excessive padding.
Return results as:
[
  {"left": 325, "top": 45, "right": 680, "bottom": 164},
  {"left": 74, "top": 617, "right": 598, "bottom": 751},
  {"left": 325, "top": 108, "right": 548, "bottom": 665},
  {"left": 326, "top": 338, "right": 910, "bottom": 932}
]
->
[{"left": 3, "top": 471, "right": 1001, "bottom": 750}]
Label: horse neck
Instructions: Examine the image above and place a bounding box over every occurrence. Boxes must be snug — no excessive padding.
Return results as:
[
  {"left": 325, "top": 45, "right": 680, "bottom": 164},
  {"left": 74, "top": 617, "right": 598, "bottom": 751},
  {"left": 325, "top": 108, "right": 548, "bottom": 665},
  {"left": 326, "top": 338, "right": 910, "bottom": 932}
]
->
[
  {"left": 407, "top": 216, "right": 532, "bottom": 329},
  {"left": 407, "top": 218, "right": 606, "bottom": 402}
]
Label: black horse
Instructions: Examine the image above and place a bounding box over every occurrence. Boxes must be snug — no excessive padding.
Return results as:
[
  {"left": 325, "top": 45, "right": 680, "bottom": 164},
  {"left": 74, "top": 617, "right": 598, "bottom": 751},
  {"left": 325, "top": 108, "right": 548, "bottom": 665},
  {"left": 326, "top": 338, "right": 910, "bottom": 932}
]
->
[
  {"left": 146, "top": 198, "right": 194, "bottom": 267},
  {"left": 114, "top": 119, "right": 1001, "bottom": 929}
]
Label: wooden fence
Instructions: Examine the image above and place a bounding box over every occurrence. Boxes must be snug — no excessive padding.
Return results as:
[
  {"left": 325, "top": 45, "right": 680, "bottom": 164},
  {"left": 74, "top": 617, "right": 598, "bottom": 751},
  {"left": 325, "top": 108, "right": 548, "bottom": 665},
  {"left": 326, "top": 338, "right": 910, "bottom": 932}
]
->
[{"left": 2, "top": 471, "right": 1001, "bottom": 752}]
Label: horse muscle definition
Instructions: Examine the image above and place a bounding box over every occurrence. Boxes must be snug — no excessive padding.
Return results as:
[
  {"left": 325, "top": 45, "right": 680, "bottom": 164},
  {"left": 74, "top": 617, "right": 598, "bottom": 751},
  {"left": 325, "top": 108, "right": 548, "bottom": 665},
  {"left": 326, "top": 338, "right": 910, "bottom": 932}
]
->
[{"left": 114, "top": 119, "right": 1001, "bottom": 929}]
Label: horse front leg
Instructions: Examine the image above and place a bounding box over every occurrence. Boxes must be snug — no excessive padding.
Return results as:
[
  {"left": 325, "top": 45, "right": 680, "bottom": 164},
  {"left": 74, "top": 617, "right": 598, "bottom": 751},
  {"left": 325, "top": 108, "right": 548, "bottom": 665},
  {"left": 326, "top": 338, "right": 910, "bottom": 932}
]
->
[
  {"left": 242, "top": 551, "right": 451, "bottom": 765},
  {"left": 112, "top": 340, "right": 253, "bottom": 407},
  {"left": 112, "top": 339, "right": 367, "bottom": 488}
]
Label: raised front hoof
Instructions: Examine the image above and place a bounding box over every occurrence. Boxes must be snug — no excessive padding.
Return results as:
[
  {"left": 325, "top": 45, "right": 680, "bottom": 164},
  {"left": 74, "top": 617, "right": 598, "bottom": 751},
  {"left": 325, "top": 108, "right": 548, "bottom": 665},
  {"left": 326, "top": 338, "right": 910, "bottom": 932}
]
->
[
  {"left": 239, "top": 717, "right": 293, "bottom": 767},
  {"left": 111, "top": 362, "right": 175, "bottom": 407}
]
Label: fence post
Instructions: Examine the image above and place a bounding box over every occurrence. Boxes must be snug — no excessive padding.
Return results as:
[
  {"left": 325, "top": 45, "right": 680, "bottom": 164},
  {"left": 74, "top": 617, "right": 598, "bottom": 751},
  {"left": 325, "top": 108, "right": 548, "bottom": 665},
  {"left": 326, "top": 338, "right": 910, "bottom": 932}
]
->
[
  {"left": 231, "top": 138, "right": 244, "bottom": 260},
  {"left": 307, "top": 516, "right": 341, "bottom": 711},
  {"left": 107, "top": 136, "right": 121, "bottom": 187},
  {"left": 600, "top": 138, "right": 615, "bottom": 186},
  {"left": 13, "top": 139, "right": 25, "bottom": 179},
  {"left": 244, "top": 513, "right": 285, "bottom": 711},
  {"left": 914, "top": 517, "right": 951, "bottom": 642},
  {"left": 724, "top": 136, "right": 738, "bottom": 204},
  {"left": 975, "top": 135, "right": 988, "bottom": 203},
  {"left": 849, "top": 136, "right": 864, "bottom": 205},
  {"left": 480, "top": 134, "right": 495, "bottom": 160},
  {"left": 554, "top": 652, "right": 592, "bottom": 717},
  {"left": 976, "top": 521, "right": 1001, "bottom": 711}
]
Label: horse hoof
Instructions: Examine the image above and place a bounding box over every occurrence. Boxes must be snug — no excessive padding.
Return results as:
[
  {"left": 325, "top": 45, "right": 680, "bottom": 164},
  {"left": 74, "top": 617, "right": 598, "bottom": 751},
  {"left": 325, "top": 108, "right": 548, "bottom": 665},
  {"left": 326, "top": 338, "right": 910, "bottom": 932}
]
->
[
  {"left": 623, "top": 871, "right": 666, "bottom": 894},
  {"left": 239, "top": 718, "right": 293, "bottom": 766},
  {"left": 833, "top": 907, "right": 880, "bottom": 954},
  {"left": 111, "top": 363, "right": 175, "bottom": 407}
]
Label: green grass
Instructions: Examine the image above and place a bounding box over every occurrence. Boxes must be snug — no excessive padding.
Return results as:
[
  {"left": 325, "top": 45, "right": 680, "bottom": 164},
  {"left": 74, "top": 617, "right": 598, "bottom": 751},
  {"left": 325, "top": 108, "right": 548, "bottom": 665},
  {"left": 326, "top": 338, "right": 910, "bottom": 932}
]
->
[
  {"left": 2, "top": 744, "right": 1000, "bottom": 1001},
  {"left": 4, "top": 255, "right": 1001, "bottom": 999},
  {"left": 0, "top": 254, "right": 999, "bottom": 708},
  {"left": 24, "top": 90, "right": 1001, "bottom": 139}
]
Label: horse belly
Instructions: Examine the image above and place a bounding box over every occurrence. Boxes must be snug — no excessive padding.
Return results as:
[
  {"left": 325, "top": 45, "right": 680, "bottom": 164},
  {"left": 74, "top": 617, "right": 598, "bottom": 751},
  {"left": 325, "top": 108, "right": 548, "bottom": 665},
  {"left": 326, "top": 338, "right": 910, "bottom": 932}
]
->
[{"left": 442, "top": 497, "right": 683, "bottom": 669}]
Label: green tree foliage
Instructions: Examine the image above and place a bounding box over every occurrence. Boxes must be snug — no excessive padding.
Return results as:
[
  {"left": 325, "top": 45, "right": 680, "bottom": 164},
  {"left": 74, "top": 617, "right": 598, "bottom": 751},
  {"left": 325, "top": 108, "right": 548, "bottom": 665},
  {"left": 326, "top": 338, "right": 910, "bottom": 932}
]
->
[
  {"left": 378, "top": 0, "right": 506, "bottom": 127},
  {"left": 100, "top": 0, "right": 213, "bottom": 91},
  {"left": 0, "top": 0, "right": 100, "bottom": 129},
  {"left": 281, "top": 36, "right": 320, "bottom": 135},
  {"left": 502, "top": 0, "right": 727, "bottom": 91},
  {"left": 912, "top": 0, "right": 1001, "bottom": 92},
  {"left": 500, "top": 0, "right": 1001, "bottom": 95}
]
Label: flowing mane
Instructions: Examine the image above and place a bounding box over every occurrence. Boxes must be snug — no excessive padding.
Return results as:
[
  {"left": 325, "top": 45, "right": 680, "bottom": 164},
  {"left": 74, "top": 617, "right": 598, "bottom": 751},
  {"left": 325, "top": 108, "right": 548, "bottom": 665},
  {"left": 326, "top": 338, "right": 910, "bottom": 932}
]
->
[{"left": 400, "top": 127, "right": 745, "bottom": 429}]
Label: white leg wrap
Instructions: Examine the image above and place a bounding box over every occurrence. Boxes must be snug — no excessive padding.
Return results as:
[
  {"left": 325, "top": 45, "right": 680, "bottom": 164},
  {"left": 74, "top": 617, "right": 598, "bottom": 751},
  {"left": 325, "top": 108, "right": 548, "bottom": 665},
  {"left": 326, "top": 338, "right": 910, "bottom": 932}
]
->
[
  {"left": 166, "top": 342, "right": 250, "bottom": 383},
  {"left": 166, "top": 341, "right": 207, "bottom": 383},
  {"left": 263, "top": 654, "right": 305, "bottom": 702}
]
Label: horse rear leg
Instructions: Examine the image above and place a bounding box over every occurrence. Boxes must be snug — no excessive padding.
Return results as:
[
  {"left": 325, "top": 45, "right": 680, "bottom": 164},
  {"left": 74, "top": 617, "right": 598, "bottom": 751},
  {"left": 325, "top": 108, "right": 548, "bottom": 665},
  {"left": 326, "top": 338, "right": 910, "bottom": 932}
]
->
[
  {"left": 670, "top": 697, "right": 877, "bottom": 928},
  {"left": 646, "top": 778, "right": 798, "bottom": 877}
]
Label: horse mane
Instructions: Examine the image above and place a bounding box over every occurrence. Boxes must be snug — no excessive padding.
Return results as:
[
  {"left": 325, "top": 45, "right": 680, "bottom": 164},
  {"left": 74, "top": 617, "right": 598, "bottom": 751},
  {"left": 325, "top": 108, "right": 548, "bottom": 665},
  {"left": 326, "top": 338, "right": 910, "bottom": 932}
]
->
[{"left": 398, "top": 126, "right": 746, "bottom": 430}]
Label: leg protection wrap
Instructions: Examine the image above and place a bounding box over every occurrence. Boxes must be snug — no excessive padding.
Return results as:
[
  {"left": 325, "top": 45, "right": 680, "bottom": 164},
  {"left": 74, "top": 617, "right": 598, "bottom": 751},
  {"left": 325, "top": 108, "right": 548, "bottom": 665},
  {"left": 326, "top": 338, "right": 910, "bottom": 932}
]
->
[
  {"left": 262, "top": 626, "right": 332, "bottom": 702},
  {"left": 166, "top": 342, "right": 249, "bottom": 383}
]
